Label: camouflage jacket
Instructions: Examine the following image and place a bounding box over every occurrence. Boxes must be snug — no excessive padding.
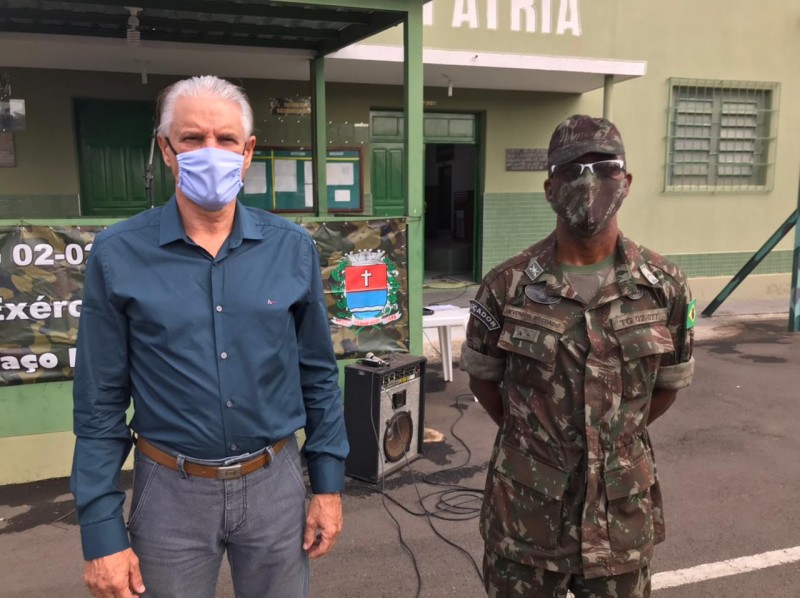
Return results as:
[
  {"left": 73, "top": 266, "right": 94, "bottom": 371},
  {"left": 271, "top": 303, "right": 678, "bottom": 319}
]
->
[{"left": 461, "top": 232, "right": 694, "bottom": 579}]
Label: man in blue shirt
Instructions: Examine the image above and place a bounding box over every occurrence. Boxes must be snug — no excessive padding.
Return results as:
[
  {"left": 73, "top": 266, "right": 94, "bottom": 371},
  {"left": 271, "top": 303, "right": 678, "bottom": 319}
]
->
[{"left": 71, "top": 75, "right": 349, "bottom": 598}]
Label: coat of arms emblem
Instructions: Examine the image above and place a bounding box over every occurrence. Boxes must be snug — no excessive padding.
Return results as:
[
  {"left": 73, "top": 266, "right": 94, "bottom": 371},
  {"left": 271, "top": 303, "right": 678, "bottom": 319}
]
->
[{"left": 330, "top": 249, "right": 401, "bottom": 327}]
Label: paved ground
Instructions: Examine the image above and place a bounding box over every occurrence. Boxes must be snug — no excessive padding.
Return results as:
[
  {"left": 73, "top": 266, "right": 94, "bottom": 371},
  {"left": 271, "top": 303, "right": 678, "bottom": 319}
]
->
[{"left": 1, "top": 292, "right": 798, "bottom": 597}]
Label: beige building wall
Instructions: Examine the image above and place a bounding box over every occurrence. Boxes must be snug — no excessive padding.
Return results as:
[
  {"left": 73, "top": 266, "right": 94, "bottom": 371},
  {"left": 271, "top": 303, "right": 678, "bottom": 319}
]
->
[{"left": 364, "top": 0, "right": 799, "bottom": 257}]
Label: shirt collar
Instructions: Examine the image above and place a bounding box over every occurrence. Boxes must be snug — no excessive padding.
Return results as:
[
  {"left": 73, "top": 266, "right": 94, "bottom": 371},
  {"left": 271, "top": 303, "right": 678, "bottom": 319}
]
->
[
  {"left": 523, "top": 231, "right": 659, "bottom": 300},
  {"left": 159, "top": 197, "right": 265, "bottom": 247}
]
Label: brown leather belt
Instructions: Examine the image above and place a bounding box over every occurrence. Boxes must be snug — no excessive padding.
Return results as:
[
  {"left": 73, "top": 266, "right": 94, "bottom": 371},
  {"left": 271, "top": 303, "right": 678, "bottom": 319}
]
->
[{"left": 136, "top": 437, "right": 290, "bottom": 480}]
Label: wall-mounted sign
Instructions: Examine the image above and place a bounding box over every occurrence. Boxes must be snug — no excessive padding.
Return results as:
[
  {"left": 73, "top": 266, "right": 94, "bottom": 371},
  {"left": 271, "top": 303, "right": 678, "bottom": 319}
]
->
[
  {"left": 424, "top": 0, "right": 582, "bottom": 35},
  {"left": 0, "top": 99, "right": 25, "bottom": 132},
  {"left": 269, "top": 97, "right": 311, "bottom": 116},
  {"left": 505, "top": 148, "right": 548, "bottom": 171}
]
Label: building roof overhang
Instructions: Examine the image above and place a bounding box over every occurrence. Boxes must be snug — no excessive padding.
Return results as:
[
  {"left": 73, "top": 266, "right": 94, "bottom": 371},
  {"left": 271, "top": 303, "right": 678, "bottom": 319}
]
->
[
  {"left": 0, "top": 33, "right": 646, "bottom": 93},
  {"left": 0, "top": 0, "right": 645, "bottom": 93}
]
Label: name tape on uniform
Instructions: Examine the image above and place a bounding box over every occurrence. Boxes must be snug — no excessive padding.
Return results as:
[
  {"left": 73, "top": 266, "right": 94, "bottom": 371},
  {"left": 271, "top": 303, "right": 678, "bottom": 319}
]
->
[
  {"left": 612, "top": 308, "right": 668, "bottom": 331},
  {"left": 503, "top": 306, "right": 566, "bottom": 334}
]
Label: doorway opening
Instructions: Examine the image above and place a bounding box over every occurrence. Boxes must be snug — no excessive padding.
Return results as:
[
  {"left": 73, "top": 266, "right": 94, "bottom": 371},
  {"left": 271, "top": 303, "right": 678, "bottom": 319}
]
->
[{"left": 424, "top": 143, "right": 477, "bottom": 281}]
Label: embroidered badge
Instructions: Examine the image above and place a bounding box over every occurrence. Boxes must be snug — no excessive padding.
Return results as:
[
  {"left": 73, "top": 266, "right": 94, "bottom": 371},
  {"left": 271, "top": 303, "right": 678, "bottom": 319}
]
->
[
  {"left": 524, "top": 283, "right": 562, "bottom": 305},
  {"left": 640, "top": 264, "right": 660, "bottom": 286},
  {"left": 525, "top": 259, "right": 544, "bottom": 282},
  {"left": 686, "top": 299, "right": 697, "bottom": 329},
  {"left": 512, "top": 326, "right": 540, "bottom": 343},
  {"left": 469, "top": 300, "right": 500, "bottom": 331},
  {"left": 330, "top": 249, "right": 402, "bottom": 327}
]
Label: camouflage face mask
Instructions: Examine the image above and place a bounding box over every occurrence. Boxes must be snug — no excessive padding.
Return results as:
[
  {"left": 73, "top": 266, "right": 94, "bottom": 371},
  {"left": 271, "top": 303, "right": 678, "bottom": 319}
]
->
[{"left": 549, "top": 175, "right": 628, "bottom": 237}]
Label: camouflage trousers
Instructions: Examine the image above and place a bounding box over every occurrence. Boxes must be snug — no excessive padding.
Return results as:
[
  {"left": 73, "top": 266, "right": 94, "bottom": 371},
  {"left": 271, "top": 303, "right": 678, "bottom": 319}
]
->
[{"left": 483, "top": 550, "right": 651, "bottom": 598}]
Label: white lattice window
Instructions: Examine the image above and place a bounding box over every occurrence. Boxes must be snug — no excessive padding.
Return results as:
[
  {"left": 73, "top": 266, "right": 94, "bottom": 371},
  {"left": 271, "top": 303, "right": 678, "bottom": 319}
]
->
[{"left": 666, "top": 79, "right": 779, "bottom": 191}]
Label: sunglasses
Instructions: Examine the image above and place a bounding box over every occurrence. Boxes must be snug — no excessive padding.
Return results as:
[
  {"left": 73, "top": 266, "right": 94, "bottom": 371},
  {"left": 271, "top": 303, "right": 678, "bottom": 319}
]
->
[{"left": 549, "top": 159, "right": 626, "bottom": 182}]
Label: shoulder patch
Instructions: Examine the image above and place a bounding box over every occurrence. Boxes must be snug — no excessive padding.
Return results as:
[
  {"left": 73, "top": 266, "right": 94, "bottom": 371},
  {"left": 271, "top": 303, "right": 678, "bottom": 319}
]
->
[
  {"left": 469, "top": 300, "right": 500, "bottom": 331},
  {"left": 686, "top": 299, "right": 697, "bottom": 329}
]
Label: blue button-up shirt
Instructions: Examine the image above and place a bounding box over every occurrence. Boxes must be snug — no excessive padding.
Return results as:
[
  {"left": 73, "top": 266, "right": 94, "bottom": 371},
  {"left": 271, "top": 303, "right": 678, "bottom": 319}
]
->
[{"left": 71, "top": 198, "right": 348, "bottom": 560}]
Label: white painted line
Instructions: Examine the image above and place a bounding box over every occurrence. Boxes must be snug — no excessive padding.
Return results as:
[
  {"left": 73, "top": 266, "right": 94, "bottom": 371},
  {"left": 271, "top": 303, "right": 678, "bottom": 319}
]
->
[{"left": 653, "top": 546, "right": 800, "bottom": 590}]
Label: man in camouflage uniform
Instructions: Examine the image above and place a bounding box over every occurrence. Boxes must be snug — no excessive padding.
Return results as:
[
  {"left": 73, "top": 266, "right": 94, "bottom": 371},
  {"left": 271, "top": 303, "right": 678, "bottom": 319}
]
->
[{"left": 461, "top": 115, "right": 695, "bottom": 597}]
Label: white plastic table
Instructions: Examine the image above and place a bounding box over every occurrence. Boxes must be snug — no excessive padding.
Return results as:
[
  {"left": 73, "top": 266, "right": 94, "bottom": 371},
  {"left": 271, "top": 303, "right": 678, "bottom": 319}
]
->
[{"left": 422, "top": 307, "right": 470, "bottom": 382}]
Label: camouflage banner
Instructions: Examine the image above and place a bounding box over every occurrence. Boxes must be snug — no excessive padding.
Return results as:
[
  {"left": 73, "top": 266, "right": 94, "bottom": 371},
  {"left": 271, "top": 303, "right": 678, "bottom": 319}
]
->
[
  {"left": 0, "top": 226, "right": 102, "bottom": 386},
  {"left": 307, "top": 219, "right": 409, "bottom": 358},
  {"left": 0, "top": 220, "right": 407, "bottom": 385}
]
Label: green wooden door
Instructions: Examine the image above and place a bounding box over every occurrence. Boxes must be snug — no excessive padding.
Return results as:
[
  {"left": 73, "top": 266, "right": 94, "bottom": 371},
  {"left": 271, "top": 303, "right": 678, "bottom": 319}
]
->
[
  {"left": 370, "top": 111, "right": 476, "bottom": 217},
  {"left": 75, "top": 100, "right": 174, "bottom": 217},
  {"left": 370, "top": 143, "right": 405, "bottom": 217}
]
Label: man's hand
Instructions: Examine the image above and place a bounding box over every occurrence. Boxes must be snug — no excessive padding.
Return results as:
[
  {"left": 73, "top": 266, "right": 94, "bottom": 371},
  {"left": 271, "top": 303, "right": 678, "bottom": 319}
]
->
[
  {"left": 469, "top": 376, "right": 504, "bottom": 426},
  {"left": 83, "top": 547, "right": 145, "bottom": 598},
  {"left": 648, "top": 388, "right": 679, "bottom": 424},
  {"left": 303, "top": 493, "right": 343, "bottom": 559}
]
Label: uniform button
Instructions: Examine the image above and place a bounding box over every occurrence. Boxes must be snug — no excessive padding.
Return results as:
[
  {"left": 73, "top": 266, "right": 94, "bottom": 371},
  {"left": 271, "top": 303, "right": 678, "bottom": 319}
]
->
[
  {"left": 230, "top": 443, "right": 238, "bottom": 451},
  {"left": 226, "top": 400, "right": 233, "bottom": 408},
  {"left": 216, "top": 305, "right": 223, "bottom": 312},
  {"left": 220, "top": 351, "right": 228, "bottom": 359}
]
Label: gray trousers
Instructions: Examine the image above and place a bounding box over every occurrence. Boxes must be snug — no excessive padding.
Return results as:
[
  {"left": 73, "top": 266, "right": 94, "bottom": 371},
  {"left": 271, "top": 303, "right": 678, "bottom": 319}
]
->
[{"left": 127, "top": 438, "right": 309, "bottom": 598}]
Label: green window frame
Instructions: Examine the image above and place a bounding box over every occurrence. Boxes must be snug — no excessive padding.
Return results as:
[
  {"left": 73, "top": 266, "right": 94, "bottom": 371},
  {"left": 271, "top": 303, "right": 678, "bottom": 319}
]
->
[{"left": 665, "top": 79, "right": 779, "bottom": 192}]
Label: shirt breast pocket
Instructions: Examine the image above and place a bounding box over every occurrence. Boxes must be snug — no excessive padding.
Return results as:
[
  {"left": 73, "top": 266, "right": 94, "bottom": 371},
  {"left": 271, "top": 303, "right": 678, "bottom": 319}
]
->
[
  {"left": 613, "top": 320, "right": 674, "bottom": 400},
  {"left": 496, "top": 321, "right": 559, "bottom": 394}
]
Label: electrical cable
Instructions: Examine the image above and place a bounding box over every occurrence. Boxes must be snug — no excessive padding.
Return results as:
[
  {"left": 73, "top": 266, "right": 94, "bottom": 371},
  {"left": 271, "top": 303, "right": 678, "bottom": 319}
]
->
[
  {"left": 359, "top": 389, "right": 485, "bottom": 591},
  {"left": 422, "top": 330, "right": 442, "bottom": 358},
  {"left": 370, "top": 384, "right": 423, "bottom": 598}
]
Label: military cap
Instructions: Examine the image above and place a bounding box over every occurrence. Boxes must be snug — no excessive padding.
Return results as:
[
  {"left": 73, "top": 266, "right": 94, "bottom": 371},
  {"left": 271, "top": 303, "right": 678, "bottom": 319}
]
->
[{"left": 547, "top": 114, "right": 625, "bottom": 166}]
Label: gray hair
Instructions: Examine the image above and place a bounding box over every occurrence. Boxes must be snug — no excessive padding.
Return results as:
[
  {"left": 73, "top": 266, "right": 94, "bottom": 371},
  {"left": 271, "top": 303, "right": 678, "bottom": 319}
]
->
[{"left": 157, "top": 75, "right": 254, "bottom": 138}]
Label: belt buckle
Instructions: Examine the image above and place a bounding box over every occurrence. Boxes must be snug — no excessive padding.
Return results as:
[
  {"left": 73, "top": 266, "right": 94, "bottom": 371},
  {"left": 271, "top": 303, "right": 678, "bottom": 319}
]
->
[{"left": 216, "top": 464, "right": 243, "bottom": 480}]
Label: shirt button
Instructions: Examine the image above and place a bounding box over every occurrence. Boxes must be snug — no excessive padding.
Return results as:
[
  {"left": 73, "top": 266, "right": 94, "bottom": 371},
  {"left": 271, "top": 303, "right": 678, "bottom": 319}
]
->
[
  {"left": 230, "top": 443, "right": 238, "bottom": 451},
  {"left": 220, "top": 351, "right": 228, "bottom": 359},
  {"left": 216, "top": 305, "right": 223, "bottom": 312},
  {"left": 226, "top": 400, "right": 233, "bottom": 408}
]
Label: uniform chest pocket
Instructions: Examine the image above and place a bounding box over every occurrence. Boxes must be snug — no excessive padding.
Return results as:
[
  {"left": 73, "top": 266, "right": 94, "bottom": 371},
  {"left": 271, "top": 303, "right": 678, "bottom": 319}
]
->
[
  {"left": 612, "top": 313, "right": 674, "bottom": 399},
  {"left": 496, "top": 320, "right": 561, "bottom": 393}
]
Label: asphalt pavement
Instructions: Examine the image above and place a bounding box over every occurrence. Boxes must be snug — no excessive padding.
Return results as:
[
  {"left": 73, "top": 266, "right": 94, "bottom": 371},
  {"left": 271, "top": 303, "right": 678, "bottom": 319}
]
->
[{"left": 1, "top": 289, "right": 798, "bottom": 597}]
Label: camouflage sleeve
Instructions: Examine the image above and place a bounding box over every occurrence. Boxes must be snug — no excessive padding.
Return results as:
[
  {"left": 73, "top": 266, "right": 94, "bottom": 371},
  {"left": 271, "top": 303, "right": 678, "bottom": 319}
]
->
[
  {"left": 654, "top": 263, "right": 695, "bottom": 390},
  {"left": 460, "top": 271, "right": 506, "bottom": 382}
]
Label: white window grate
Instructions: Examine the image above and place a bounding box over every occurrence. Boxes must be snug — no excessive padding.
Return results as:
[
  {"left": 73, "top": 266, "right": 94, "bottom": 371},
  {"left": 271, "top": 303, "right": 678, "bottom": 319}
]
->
[{"left": 665, "top": 79, "right": 779, "bottom": 192}]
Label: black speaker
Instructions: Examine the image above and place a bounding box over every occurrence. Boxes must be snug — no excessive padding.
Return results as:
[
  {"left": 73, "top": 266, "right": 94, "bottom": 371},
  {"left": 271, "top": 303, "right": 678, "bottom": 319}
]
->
[{"left": 344, "top": 354, "right": 426, "bottom": 483}]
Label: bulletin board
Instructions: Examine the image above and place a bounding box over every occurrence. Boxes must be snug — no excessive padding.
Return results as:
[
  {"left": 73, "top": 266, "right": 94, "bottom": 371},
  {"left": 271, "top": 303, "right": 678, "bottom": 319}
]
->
[{"left": 242, "top": 148, "right": 363, "bottom": 212}]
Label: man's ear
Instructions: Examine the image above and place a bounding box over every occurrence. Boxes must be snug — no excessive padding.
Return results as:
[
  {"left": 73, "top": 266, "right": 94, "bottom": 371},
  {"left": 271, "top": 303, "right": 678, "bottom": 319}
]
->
[
  {"left": 156, "top": 136, "right": 173, "bottom": 167},
  {"left": 544, "top": 178, "right": 553, "bottom": 204},
  {"left": 621, "top": 172, "right": 633, "bottom": 197},
  {"left": 240, "top": 135, "right": 257, "bottom": 178}
]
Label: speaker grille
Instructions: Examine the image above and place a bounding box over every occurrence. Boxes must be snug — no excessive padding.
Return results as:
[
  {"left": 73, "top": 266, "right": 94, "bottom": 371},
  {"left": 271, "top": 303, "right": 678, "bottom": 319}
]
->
[{"left": 383, "top": 411, "right": 413, "bottom": 463}]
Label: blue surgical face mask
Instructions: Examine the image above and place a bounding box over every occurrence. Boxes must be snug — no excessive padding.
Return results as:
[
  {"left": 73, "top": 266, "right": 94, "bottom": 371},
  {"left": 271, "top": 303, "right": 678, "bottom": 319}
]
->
[{"left": 168, "top": 140, "right": 245, "bottom": 211}]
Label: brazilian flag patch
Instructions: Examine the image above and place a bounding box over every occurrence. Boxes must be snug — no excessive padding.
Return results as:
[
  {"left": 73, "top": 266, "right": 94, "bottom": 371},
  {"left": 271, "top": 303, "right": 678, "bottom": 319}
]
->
[{"left": 686, "top": 299, "right": 697, "bottom": 329}]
